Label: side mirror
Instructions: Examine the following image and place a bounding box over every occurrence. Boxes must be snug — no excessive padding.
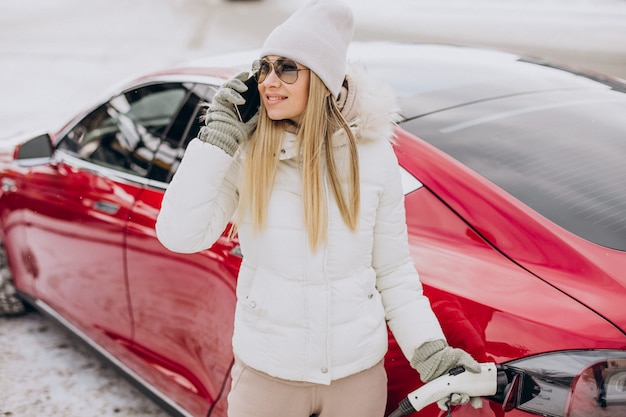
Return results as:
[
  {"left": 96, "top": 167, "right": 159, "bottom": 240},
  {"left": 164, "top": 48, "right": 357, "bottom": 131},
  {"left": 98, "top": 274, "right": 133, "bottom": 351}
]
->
[{"left": 15, "top": 134, "right": 54, "bottom": 166}]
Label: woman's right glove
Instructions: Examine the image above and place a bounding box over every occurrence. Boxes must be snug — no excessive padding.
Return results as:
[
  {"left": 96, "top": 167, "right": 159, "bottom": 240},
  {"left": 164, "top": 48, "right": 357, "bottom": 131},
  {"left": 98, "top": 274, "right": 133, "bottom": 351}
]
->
[
  {"left": 199, "top": 71, "right": 259, "bottom": 156},
  {"left": 410, "top": 339, "right": 481, "bottom": 383},
  {"left": 410, "top": 339, "right": 483, "bottom": 410}
]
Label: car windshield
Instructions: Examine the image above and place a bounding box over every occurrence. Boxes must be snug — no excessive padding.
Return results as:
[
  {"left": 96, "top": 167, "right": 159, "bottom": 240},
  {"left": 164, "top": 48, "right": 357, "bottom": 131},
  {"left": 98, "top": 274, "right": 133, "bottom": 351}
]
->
[{"left": 402, "top": 89, "right": 626, "bottom": 251}]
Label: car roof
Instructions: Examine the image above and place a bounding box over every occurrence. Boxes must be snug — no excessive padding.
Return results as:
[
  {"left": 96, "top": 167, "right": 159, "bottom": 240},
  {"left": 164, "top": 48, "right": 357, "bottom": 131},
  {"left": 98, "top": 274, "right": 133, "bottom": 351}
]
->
[
  {"left": 179, "top": 42, "right": 626, "bottom": 120},
  {"left": 347, "top": 42, "right": 626, "bottom": 119}
]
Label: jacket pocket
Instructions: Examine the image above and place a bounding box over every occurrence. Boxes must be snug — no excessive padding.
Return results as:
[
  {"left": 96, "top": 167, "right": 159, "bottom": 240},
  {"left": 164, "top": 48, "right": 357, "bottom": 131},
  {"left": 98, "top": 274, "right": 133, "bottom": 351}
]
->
[
  {"left": 236, "top": 266, "right": 268, "bottom": 330},
  {"left": 363, "top": 287, "right": 385, "bottom": 330},
  {"left": 359, "top": 267, "right": 385, "bottom": 330}
]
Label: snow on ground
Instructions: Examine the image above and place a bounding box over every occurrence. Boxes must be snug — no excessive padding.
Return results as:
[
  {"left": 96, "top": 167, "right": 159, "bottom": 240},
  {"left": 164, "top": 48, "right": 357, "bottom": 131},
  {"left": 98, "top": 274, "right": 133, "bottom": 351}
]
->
[
  {"left": 0, "top": 0, "right": 625, "bottom": 416},
  {"left": 0, "top": 312, "right": 168, "bottom": 416}
]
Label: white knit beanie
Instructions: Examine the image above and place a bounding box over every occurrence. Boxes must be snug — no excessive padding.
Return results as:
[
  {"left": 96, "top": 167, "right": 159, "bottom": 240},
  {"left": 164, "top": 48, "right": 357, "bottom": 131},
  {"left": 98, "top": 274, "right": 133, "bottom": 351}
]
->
[{"left": 260, "top": 0, "right": 354, "bottom": 98}]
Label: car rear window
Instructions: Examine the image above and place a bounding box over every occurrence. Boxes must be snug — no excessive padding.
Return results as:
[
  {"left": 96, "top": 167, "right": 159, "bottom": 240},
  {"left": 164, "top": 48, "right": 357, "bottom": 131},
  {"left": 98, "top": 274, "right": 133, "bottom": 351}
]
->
[{"left": 403, "top": 89, "right": 626, "bottom": 251}]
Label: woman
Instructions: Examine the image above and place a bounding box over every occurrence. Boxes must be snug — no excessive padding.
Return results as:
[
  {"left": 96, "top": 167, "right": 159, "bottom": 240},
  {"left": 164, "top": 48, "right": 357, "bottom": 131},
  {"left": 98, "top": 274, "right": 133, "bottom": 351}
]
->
[{"left": 156, "top": 1, "right": 481, "bottom": 416}]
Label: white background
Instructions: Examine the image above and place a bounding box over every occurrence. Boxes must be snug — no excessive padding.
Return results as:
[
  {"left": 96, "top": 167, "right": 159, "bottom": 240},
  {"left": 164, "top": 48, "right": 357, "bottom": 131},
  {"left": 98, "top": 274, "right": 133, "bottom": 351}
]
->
[{"left": 1, "top": 0, "right": 625, "bottom": 416}]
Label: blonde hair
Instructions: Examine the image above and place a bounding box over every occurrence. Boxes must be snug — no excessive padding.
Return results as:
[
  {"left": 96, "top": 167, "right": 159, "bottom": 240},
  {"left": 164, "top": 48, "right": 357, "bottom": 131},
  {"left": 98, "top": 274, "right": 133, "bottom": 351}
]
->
[{"left": 237, "top": 73, "right": 360, "bottom": 250}]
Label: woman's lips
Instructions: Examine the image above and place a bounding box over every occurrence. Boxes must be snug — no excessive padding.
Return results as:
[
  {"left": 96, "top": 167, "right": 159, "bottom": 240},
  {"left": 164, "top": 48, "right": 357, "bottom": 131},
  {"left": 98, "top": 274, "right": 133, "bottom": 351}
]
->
[{"left": 265, "top": 95, "right": 287, "bottom": 106}]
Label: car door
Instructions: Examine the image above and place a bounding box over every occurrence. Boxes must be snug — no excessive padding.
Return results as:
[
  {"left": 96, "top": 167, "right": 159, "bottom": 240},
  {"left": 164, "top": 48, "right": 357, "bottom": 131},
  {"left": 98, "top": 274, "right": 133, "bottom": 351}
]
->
[
  {"left": 124, "top": 82, "right": 240, "bottom": 416},
  {"left": 21, "top": 83, "right": 191, "bottom": 359}
]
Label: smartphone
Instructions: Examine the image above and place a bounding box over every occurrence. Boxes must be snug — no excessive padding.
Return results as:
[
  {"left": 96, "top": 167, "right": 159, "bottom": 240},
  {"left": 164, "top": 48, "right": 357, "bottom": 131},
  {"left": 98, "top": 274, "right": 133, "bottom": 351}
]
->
[{"left": 235, "top": 76, "right": 260, "bottom": 123}]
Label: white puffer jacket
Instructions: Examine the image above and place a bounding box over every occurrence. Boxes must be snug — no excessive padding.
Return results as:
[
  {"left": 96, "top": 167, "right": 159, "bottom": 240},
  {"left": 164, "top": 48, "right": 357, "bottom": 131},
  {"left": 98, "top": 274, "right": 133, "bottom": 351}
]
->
[{"left": 156, "top": 66, "right": 445, "bottom": 385}]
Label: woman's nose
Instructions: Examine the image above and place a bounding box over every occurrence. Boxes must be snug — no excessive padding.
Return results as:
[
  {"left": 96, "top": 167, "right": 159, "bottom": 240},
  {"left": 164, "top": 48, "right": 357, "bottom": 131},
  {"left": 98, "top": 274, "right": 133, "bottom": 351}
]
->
[{"left": 262, "top": 68, "right": 281, "bottom": 86}]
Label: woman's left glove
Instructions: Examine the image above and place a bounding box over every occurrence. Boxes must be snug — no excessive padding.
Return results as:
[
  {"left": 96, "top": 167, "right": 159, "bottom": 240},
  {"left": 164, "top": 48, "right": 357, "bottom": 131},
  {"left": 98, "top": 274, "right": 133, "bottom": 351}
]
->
[
  {"left": 199, "top": 71, "right": 259, "bottom": 156},
  {"left": 411, "top": 339, "right": 483, "bottom": 410}
]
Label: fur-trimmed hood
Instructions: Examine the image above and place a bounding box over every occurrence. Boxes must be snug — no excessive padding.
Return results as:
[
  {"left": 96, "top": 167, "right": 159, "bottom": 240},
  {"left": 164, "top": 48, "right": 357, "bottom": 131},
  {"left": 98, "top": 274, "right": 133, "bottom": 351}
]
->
[
  {"left": 337, "top": 63, "right": 401, "bottom": 144},
  {"left": 277, "top": 63, "right": 401, "bottom": 161}
]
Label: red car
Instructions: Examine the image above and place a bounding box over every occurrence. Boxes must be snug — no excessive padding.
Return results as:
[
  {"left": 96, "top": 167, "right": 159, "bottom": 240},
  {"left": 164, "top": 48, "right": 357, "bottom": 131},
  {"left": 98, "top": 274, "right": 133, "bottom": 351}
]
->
[{"left": 1, "top": 42, "right": 625, "bottom": 417}]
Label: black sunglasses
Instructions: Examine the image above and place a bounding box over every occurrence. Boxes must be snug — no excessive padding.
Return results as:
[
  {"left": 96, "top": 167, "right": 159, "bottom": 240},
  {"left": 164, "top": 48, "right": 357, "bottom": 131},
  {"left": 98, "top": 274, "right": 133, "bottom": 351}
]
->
[{"left": 252, "top": 58, "right": 310, "bottom": 84}]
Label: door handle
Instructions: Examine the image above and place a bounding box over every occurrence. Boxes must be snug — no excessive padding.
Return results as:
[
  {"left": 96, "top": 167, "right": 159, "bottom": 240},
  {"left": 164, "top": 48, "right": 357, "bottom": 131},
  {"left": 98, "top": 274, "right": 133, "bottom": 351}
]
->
[{"left": 93, "top": 200, "right": 120, "bottom": 215}]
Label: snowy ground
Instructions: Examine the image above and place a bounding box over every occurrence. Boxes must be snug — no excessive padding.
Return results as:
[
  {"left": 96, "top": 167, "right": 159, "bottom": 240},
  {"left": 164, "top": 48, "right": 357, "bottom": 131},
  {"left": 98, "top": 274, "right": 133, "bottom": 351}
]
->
[
  {"left": 0, "top": 312, "right": 168, "bottom": 416},
  {"left": 1, "top": 0, "right": 625, "bottom": 416}
]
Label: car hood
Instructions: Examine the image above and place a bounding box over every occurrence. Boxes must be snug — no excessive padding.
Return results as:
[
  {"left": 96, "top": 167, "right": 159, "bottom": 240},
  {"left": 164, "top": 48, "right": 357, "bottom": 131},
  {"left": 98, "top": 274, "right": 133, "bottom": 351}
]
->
[
  {"left": 421, "top": 140, "right": 626, "bottom": 336},
  {"left": 397, "top": 128, "right": 626, "bottom": 338},
  {"left": 508, "top": 223, "right": 626, "bottom": 338},
  {"left": 450, "top": 166, "right": 626, "bottom": 336}
]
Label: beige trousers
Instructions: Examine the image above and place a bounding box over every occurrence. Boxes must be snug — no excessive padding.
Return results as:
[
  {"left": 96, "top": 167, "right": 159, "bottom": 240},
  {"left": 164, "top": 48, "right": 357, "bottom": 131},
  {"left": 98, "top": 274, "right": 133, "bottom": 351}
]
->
[{"left": 227, "top": 359, "right": 388, "bottom": 417}]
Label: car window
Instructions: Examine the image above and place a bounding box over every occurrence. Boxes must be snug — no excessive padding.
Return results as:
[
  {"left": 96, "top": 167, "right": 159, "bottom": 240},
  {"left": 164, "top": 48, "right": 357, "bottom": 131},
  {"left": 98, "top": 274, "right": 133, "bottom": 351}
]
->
[
  {"left": 57, "top": 82, "right": 214, "bottom": 180},
  {"left": 146, "top": 83, "right": 215, "bottom": 183},
  {"left": 402, "top": 90, "right": 626, "bottom": 251}
]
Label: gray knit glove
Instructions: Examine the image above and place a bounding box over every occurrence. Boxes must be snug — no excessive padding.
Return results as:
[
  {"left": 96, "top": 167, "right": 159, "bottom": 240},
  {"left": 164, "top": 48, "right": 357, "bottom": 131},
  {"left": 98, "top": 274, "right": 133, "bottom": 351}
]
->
[
  {"left": 411, "top": 339, "right": 481, "bottom": 383},
  {"left": 199, "top": 72, "right": 259, "bottom": 156},
  {"left": 411, "top": 339, "right": 483, "bottom": 410}
]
